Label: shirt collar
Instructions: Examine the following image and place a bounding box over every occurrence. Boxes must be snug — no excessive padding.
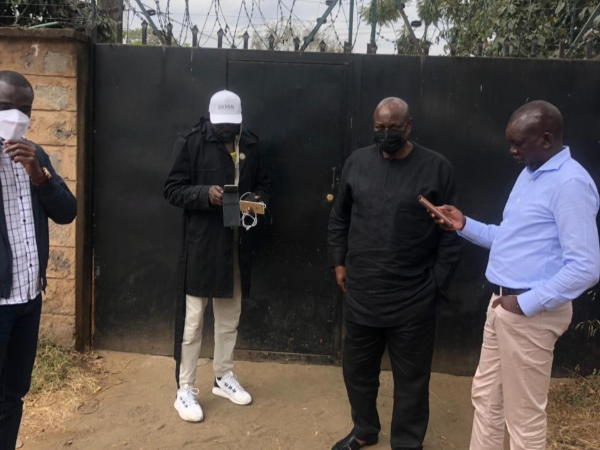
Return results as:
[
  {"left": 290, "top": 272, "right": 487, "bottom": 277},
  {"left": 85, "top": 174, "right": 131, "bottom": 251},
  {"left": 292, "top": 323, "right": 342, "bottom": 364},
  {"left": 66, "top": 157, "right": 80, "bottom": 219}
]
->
[{"left": 528, "top": 146, "right": 571, "bottom": 179}]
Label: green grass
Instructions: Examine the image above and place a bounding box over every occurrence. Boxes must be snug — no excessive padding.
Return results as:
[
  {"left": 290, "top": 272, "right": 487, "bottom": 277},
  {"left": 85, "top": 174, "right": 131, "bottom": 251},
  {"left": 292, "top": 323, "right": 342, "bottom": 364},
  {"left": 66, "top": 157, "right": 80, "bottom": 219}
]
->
[{"left": 30, "top": 338, "right": 75, "bottom": 395}]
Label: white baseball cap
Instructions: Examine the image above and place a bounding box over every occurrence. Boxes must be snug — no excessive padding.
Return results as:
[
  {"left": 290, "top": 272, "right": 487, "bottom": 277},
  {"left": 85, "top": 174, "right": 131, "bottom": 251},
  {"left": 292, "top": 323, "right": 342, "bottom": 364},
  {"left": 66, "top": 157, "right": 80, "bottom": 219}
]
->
[{"left": 209, "top": 90, "right": 242, "bottom": 124}]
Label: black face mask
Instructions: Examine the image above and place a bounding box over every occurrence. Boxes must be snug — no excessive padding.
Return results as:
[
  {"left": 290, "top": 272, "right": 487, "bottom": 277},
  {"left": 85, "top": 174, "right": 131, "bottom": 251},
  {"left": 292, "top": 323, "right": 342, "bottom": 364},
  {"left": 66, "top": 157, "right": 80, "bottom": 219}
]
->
[
  {"left": 373, "top": 129, "right": 407, "bottom": 155},
  {"left": 213, "top": 123, "right": 241, "bottom": 143}
]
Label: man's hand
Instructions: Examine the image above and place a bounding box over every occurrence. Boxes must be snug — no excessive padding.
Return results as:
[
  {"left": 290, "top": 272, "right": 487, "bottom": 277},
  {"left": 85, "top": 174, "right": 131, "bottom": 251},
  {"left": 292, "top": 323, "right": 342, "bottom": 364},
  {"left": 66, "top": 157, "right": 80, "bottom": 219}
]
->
[
  {"left": 429, "top": 205, "right": 466, "bottom": 231},
  {"left": 492, "top": 295, "right": 524, "bottom": 315},
  {"left": 4, "top": 140, "right": 45, "bottom": 184},
  {"left": 335, "top": 266, "right": 347, "bottom": 294},
  {"left": 209, "top": 185, "right": 224, "bottom": 206}
]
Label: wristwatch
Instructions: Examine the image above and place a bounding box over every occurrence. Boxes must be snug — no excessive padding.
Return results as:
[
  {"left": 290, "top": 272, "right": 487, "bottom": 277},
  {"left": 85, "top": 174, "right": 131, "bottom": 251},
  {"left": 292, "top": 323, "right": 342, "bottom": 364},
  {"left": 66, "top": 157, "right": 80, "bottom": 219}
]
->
[{"left": 32, "top": 167, "right": 51, "bottom": 186}]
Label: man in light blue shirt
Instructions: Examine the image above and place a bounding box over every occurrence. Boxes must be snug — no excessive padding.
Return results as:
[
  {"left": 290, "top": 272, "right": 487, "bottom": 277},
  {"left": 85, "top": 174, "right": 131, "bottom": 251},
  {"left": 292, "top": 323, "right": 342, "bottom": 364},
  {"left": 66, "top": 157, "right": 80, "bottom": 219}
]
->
[{"left": 432, "top": 100, "right": 599, "bottom": 450}]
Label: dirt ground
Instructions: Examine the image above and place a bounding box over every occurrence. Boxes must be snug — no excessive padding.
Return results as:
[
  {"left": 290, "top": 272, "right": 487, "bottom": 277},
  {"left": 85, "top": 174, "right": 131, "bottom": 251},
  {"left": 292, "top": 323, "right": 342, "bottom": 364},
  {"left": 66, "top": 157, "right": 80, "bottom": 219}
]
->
[{"left": 19, "top": 351, "right": 478, "bottom": 450}]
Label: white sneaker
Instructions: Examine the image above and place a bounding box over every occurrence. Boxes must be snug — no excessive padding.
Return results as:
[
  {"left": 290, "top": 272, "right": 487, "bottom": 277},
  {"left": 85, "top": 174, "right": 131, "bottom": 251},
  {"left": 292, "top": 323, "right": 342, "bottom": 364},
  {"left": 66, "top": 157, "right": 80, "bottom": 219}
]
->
[
  {"left": 174, "top": 386, "right": 204, "bottom": 422},
  {"left": 212, "top": 371, "right": 253, "bottom": 405}
]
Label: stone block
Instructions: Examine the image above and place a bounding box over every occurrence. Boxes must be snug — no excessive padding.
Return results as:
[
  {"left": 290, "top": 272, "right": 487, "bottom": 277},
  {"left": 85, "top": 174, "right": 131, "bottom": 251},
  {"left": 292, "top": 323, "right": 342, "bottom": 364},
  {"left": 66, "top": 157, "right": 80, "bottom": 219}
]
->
[
  {"left": 45, "top": 145, "right": 77, "bottom": 182},
  {"left": 43, "top": 279, "right": 76, "bottom": 316},
  {"left": 0, "top": 40, "right": 77, "bottom": 77},
  {"left": 44, "top": 51, "right": 74, "bottom": 75},
  {"left": 49, "top": 219, "right": 76, "bottom": 248},
  {"left": 39, "top": 314, "right": 75, "bottom": 348},
  {"left": 47, "top": 247, "right": 76, "bottom": 280},
  {"left": 28, "top": 110, "right": 77, "bottom": 146},
  {"left": 29, "top": 76, "right": 77, "bottom": 111}
]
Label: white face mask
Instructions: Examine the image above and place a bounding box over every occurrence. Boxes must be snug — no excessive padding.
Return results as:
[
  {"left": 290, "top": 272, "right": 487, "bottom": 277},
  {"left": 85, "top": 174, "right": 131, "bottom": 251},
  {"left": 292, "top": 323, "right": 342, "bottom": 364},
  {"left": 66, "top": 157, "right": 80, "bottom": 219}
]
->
[{"left": 0, "top": 109, "right": 31, "bottom": 141}]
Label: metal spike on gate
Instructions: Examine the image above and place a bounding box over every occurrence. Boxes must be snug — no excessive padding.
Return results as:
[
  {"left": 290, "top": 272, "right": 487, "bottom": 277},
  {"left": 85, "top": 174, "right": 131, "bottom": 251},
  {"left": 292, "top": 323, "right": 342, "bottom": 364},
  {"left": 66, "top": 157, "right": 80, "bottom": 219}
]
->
[
  {"left": 450, "top": 41, "right": 457, "bottom": 56},
  {"left": 166, "top": 23, "right": 173, "bottom": 46},
  {"left": 268, "top": 34, "right": 275, "bottom": 51},
  {"left": 586, "top": 35, "right": 594, "bottom": 59},
  {"left": 294, "top": 37, "right": 301, "bottom": 51},
  {"left": 217, "top": 28, "right": 224, "bottom": 48},
  {"left": 344, "top": 41, "right": 352, "bottom": 53},
  {"left": 192, "top": 25, "right": 199, "bottom": 47},
  {"left": 477, "top": 39, "right": 483, "bottom": 57},
  {"left": 243, "top": 32, "right": 250, "bottom": 50},
  {"left": 423, "top": 42, "right": 430, "bottom": 55},
  {"left": 141, "top": 20, "right": 148, "bottom": 45},
  {"left": 319, "top": 40, "right": 327, "bottom": 52},
  {"left": 531, "top": 36, "right": 538, "bottom": 56},
  {"left": 503, "top": 38, "right": 510, "bottom": 57},
  {"left": 559, "top": 39, "right": 568, "bottom": 58}
]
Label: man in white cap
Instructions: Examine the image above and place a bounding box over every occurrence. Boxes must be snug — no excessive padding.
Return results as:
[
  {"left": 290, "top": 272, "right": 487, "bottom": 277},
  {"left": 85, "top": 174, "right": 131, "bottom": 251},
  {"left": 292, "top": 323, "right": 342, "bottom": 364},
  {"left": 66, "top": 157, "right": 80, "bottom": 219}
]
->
[{"left": 164, "top": 90, "right": 270, "bottom": 422}]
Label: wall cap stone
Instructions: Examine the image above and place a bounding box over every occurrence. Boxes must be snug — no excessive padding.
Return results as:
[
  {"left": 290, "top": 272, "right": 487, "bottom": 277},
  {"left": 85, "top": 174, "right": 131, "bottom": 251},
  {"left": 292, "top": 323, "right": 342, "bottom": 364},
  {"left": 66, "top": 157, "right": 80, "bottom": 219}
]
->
[{"left": 0, "top": 27, "right": 89, "bottom": 43}]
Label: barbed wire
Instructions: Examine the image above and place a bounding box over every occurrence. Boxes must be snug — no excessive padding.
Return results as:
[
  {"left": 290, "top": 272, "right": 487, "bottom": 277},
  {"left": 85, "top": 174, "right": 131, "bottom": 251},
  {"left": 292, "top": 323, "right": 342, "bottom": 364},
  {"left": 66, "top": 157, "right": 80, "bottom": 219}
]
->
[
  {"left": 229, "top": 1, "right": 244, "bottom": 47},
  {"left": 213, "top": 0, "right": 232, "bottom": 45},
  {"left": 8, "top": 0, "right": 588, "bottom": 56},
  {"left": 284, "top": 0, "right": 298, "bottom": 40},
  {"left": 199, "top": 0, "right": 215, "bottom": 46},
  {"left": 253, "top": 0, "right": 271, "bottom": 30},
  {"left": 324, "top": 0, "right": 346, "bottom": 50},
  {"left": 242, "top": 0, "right": 268, "bottom": 47},
  {"left": 201, "top": 16, "right": 219, "bottom": 46},
  {"left": 8, "top": 1, "right": 593, "bottom": 11},
  {"left": 279, "top": 0, "right": 312, "bottom": 35},
  {"left": 353, "top": 0, "right": 365, "bottom": 49},
  {"left": 217, "top": 0, "right": 238, "bottom": 45}
]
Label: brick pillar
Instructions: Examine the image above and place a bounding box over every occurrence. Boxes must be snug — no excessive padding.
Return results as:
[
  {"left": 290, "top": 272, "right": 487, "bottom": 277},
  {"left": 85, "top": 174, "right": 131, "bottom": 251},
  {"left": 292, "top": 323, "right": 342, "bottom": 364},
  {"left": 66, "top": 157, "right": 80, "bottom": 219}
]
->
[{"left": 0, "top": 29, "right": 89, "bottom": 348}]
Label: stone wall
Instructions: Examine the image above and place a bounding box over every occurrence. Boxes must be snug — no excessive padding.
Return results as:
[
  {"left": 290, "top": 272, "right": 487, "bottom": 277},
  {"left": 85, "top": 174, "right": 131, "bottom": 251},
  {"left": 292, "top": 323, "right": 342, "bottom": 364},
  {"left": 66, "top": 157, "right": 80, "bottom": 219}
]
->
[{"left": 0, "top": 29, "right": 88, "bottom": 348}]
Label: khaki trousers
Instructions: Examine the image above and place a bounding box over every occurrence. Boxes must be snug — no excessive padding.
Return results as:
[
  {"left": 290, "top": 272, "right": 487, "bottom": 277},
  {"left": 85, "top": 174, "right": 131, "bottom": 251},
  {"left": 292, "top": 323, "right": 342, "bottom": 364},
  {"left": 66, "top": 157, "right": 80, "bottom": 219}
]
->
[
  {"left": 470, "top": 293, "right": 572, "bottom": 450},
  {"left": 179, "top": 243, "right": 242, "bottom": 386}
]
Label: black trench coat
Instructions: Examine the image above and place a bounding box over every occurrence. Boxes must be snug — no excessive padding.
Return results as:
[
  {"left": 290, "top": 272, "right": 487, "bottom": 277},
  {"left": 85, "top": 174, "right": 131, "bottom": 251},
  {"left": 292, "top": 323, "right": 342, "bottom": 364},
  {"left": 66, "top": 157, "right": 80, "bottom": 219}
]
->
[{"left": 164, "top": 117, "right": 271, "bottom": 366}]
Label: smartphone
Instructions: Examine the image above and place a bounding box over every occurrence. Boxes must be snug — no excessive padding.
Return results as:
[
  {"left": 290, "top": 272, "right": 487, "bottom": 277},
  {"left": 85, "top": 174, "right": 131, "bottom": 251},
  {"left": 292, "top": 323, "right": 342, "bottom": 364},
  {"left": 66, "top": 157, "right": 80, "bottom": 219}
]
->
[
  {"left": 240, "top": 200, "right": 265, "bottom": 215},
  {"left": 224, "top": 185, "right": 238, "bottom": 193},
  {"left": 417, "top": 195, "right": 454, "bottom": 227}
]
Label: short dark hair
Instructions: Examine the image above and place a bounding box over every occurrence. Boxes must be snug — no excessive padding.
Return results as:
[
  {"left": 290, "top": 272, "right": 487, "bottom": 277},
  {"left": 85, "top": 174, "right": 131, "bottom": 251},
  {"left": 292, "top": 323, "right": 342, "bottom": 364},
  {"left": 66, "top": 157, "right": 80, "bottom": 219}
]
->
[
  {"left": 509, "top": 100, "right": 563, "bottom": 140},
  {"left": 0, "top": 71, "right": 33, "bottom": 92}
]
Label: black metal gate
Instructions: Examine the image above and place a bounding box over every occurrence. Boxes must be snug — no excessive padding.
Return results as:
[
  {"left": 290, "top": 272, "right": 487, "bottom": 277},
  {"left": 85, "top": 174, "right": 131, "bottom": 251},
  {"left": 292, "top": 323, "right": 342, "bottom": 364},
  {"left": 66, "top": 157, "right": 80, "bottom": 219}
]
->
[
  {"left": 92, "top": 46, "right": 600, "bottom": 375},
  {"left": 92, "top": 47, "right": 354, "bottom": 363}
]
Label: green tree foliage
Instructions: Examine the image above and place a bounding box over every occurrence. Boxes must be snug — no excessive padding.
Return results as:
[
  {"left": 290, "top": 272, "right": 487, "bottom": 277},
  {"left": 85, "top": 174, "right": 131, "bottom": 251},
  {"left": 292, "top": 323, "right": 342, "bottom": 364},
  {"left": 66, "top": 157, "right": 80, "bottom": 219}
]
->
[
  {"left": 124, "top": 27, "right": 163, "bottom": 46},
  {"left": 0, "top": 0, "right": 116, "bottom": 43},
  {"left": 361, "top": 0, "right": 600, "bottom": 58}
]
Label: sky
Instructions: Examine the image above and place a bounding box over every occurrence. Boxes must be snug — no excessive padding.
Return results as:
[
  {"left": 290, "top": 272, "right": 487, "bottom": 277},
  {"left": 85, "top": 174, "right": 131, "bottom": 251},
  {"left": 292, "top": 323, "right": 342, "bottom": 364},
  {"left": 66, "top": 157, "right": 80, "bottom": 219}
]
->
[{"left": 124, "top": 0, "right": 446, "bottom": 55}]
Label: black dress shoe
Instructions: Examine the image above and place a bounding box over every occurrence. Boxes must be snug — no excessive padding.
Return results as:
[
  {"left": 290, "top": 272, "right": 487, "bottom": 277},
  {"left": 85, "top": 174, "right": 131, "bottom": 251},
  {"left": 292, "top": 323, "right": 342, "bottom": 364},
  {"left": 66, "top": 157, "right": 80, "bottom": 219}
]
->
[{"left": 331, "top": 432, "right": 378, "bottom": 450}]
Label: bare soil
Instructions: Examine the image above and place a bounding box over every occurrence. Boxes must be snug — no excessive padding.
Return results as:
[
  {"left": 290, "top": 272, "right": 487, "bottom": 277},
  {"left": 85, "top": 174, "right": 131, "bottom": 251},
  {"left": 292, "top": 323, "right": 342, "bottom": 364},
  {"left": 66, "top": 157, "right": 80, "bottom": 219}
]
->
[{"left": 19, "top": 351, "right": 475, "bottom": 450}]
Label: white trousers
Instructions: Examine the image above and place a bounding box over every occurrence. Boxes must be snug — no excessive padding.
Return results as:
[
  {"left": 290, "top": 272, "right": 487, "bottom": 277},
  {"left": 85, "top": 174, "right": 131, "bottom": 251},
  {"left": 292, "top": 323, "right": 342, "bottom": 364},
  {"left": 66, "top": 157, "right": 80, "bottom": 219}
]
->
[{"left": 179, "top": 243, "right": 242, "bottom": 386}]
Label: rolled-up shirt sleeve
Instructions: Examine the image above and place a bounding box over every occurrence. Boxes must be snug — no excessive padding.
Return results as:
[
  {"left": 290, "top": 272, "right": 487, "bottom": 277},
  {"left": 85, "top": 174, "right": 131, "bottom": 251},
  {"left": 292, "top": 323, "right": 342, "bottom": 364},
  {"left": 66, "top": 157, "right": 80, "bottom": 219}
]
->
[
  {"left": 458, "top": 217, "right": 499, "bottom": 250},
  {"left": 518, "top": 178, "right": 600, "bottom": 317}
]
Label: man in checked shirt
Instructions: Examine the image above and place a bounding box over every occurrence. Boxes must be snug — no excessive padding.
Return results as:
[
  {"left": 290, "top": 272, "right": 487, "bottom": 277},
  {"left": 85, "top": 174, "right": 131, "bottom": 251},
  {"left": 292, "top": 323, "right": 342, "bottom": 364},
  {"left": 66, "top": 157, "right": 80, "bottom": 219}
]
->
[{"left": 0, "top": 71, "right": 76, "bottom": 449}]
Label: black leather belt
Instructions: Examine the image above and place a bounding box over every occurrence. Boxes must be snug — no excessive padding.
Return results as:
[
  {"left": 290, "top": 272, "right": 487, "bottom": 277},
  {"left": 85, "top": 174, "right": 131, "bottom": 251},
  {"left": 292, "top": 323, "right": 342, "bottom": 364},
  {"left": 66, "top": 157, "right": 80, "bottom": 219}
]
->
[{"left": 490, "top": 283, "right": 530, "bottom": 296}]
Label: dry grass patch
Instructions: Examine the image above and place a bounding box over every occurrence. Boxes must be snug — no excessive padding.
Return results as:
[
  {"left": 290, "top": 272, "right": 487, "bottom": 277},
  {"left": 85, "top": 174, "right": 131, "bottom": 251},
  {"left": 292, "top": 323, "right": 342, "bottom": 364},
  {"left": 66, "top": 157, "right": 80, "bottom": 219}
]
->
[
  {"left": 547, "top": 374, "right": 600, "bottom": 449},
  {"left": 20, "top": 339, "right": 107, "bottom": 436}
]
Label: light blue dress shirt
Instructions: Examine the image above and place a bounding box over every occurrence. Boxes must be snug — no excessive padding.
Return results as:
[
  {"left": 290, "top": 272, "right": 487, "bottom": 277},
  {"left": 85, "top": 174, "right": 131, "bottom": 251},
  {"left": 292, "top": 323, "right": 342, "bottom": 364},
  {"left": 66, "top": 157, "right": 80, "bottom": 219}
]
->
[{"left": 459, "top": 147, "right": 600, "bottom": 317}]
